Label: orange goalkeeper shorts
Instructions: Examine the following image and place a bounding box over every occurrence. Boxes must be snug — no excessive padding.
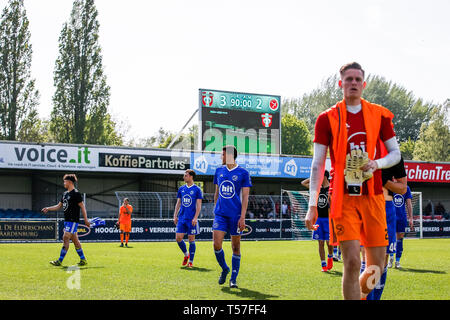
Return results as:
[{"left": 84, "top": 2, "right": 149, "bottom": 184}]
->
[
  {"left": 330, "top": 193, "right": 388, "bottom": 248},
  {"left": 120, "top": 222, "right": 131, "bottom": 233}
]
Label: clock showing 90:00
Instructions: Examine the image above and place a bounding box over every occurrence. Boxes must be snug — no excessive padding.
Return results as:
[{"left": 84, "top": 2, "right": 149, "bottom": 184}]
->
[{"left": 200, "top": 89, "right": 280, "bottom": 114}]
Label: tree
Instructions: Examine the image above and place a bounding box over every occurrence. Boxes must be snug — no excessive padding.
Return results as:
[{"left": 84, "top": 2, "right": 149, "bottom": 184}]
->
[
  {"left": 0, "top": 0, "right": 39, "bottom": 141},
  {"left": 283, "top": 74, "right": 437, "bottom": 143},
  {"left": 399, "top": 137, "right": 415, "bottom": 160},
  {"left": 50, "top": 0, "right": 121, "bottom": 145},
  {"left": 283, "top": 74, "right": 342, "bottom": 134},
  {"left": 412, "top": 104, "right": 450, "bottom": 162},
  {"left": 281, "top": 114, "right": 312, "bottom": 156},
  {"left": 363, "top": 75, "right": 435, "bottom": 142}
]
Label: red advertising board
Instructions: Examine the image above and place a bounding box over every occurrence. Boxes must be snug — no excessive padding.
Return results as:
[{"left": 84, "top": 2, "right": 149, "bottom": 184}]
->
[{"left": 404, "top": 161, "right": 450, "bottom": 183}]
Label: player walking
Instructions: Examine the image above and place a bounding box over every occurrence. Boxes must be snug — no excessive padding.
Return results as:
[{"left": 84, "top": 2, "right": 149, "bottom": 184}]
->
[
  {"left": 118, "top": 198, "right": 133, "bottom": 247},
  {"left": 173, "top": 169, "right": 203, "bottom": 268},
  {"left": 213, "top": 146, "right": 252, "bottom": 288},
  {"left": 42, "top": 174, "right": 90, "bottom": 266},
  {"left": 305, "top": 62, "right": 401, "bottom": 299},
  {"left": 392, "top": 185, "right": 413, "bottom": 268},
  {"left": 367, "top": 156, "right": 407, "bottom": 300},
  {"left": 302, "top": 170, "right": 334, "bottom": 272}
]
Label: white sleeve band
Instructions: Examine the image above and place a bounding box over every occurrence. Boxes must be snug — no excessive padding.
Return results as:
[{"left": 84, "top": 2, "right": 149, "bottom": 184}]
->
[
  {"left": 375, "top": 137, "right": 401, "bottom": 169},
  {"left": 308, "top": 143, "right": 327, "bottom": 207}
]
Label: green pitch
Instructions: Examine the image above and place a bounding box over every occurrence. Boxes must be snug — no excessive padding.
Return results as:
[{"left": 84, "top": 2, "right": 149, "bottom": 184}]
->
[{"left": 1, "top": 239, "right": 449, "bottom": 300}]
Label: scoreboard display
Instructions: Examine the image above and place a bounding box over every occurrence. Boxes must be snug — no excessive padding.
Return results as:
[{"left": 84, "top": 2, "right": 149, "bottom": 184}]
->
[{"left": 199, "top": 89, "right": 281, "bottom": 154}]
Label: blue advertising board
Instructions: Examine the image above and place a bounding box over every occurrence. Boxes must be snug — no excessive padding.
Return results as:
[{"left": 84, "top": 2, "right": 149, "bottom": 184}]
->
[{"left": 191, "top": 152, "right": 313, "bottom": 179}]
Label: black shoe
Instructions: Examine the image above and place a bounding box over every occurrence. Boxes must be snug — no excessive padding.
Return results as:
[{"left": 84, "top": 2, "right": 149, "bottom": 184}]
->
[
  {"left": 218, "top": 268, "right": 230, "bottom": 285},
  {"left": 50, "top": 260, "right": 62, "bottom": 266}
]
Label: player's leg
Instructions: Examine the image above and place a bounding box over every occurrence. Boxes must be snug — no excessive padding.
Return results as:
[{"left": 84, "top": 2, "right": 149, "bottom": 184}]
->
[
  {"left": 72, "top": 232, "right": 87, "bottom": 265},
  {"left": 360, "top": 245, "right": 385, "bottom": 299},
  {"left": 176, "top": 231, "right": 189, "bottom": 265},
  {"left": 187, "top": 234, "right": 196, "bottom": 267},
  {"left": 318, "top": 240, "right": 327, "bottom": 271},
  {"left": 395, "top": 232, "right": 405, "bottom": 268},
  {"left": 50, "top": 223, "right": 73, "bottom": 266},
  {"left": 326, "top": 240, "right": 334, "bottom": 270},
  {"left": 124, "top": 223, "right": 130, "bottom": 247},
  {"left": 213, "top": 229, "right": 230, "bottom": 284},
  {"left": 340, "top": 239, "right": 363, "bottom": 300},
  {"left": 230, "top": 235, "right": 241, "bottom": 287},
  {"left": 360, "top": 246, "right": 366, "bottom": 273}
]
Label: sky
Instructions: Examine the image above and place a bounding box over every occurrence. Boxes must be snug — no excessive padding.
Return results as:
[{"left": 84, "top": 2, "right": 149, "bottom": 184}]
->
[{"left": 2, "top": 0, "right": 450, "bottom": 141}]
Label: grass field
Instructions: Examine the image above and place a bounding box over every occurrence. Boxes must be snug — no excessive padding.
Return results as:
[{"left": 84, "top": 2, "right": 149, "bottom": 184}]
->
[{"left": 1, "top": 238, "right": 449, "bottom": 300}]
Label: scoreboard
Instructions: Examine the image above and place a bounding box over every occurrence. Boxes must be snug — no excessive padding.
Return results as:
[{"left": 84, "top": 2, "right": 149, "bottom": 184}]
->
[{"left": 199, "top": 89, "right": 281, "bottom": 154}]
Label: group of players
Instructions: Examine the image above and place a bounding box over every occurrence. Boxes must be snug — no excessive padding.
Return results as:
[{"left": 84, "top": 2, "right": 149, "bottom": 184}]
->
[{"left": 42, "top": 61, "right": 414, "bottom": 299}]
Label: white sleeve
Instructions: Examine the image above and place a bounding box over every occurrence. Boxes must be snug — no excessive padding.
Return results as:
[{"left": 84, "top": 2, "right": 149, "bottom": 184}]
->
[
  {"left": 375, "top": 137, "right": 401, "bottom": 169},
  {"left": 308, "top": 143, "right": 327, "bottom": 207}
]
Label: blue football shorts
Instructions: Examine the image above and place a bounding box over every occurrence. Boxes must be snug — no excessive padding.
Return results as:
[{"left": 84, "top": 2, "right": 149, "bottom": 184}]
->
[
  {"left": 176, "top": 219, "right": 200, "bottom": 235},
  {"left": 313, "top": 217, "right": 330, "bottom": 241},
  {"left": 63, "top": 221, "right": 79, "bottom": 234},
  {"left": 212, "top": 214, "right": 242, "bottom": 236}
]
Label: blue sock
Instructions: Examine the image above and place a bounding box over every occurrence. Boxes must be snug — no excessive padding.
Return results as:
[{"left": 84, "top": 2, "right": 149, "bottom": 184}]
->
[
  {"left": 396, "top": 239, "right": 403, "bottom": 261},
  {"left": 214, "top": 249, "right": 229, "bottom": 271},
  {"left": 59, "top": 247, "right": 68, "bottom": 262},
  {"left": 189, "top": 241, "right": 196, "bottom": 262},
  {"left": 367, "top": 267, "right": 388, "bottom": 300},
  {"left": 231, "top": 254, "right": 241, "bottom": 282},
  {"left": 177, "top": 240, "right": 187, "bottom": 255},
  {"left": 321, "top": 260, "right": 327, "bottom": 268},
  {"left": 333, "top": 247, "right": 338, "bottom": 255},
  {"left": 75, "top": 247, "right": 85, "bottom": 260},
  {"left": 360, "top": 261, "right": 366, "bottom": 274}
]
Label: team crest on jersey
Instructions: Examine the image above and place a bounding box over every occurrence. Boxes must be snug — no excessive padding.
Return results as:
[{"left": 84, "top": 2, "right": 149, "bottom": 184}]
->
[
  {"left": 62, "top": 199, "right": 68, "bottom": 211},
  {"left": 232, "top": 175, "right": 238, "bottom": 181},
  {"left": 219, "top": 180, "right": 235, "bottom": 199}
]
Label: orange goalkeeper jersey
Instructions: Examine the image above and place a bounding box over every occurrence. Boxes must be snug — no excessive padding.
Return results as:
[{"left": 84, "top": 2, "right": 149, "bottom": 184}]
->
[{"left": 119, "top": 205, "right": 133, "bottom": 224}]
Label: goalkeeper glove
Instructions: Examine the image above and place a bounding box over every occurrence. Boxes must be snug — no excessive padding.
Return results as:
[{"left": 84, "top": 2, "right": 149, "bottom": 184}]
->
[{"left": 344, "top": 148, "right": 373, "bottom": 195}]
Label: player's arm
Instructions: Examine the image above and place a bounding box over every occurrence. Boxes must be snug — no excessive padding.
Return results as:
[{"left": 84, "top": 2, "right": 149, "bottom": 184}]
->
[
  {"left": 406, "top": 197, "right": 413, "bottom": 227},
  {"left": 305, "top": 143, "right": 327, "bottom": 230},
  {"left": 301, "top": 178, "right": 310, "bottom": 189},
  {"left": 239, "top": 187, "right": 250, "bottom": 231},
  {"left": 384, "top": 176, "right": 407, "bottom": 195},
  {"left": 362, "top": 137, "right": 401, "bottom": 172},
  {"left": 192, "top": 198, "right": 202, "bottom": 226},
  {"left": 214, "top": 185, "right": 219, "bottom": 205},
  {"left": 173, "top": 198, "right": 181, "bottom": 225},
  {"left": 78, "top": 201, "right": 90, "bottom": 228},
  {"left": 41, "top": 202, "right": 63, "bottom": 213}
]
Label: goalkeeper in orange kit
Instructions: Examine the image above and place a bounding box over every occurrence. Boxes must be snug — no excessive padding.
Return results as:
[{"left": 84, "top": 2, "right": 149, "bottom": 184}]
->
[{"left": 118, "top": 198, "right": 133, "bottom": 247}]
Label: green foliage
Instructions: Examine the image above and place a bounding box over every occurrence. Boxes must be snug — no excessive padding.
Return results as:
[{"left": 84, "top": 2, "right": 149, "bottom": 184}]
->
[
  {"left": 281, "top": 114, "right": 312, "bottom": 155},
  {"left": 50, "top": 0, "right": 121, "bottom": 146},
  {"left": 0, "top": 0, "right": 40, "bottom": 141},
  {"left": 283, "top": 74, "right": 342, "bottom": 134},
  {"left": 399, "top": 137, "right": 416, "bottom": 160},
  {"left": 413, "top": 104, "right": 450, "bottom": 162},
  {"left": 283, "top": 74, "right": 438, "bottom": 145},
  {"left": 363, "top": 75, "right": 435, "bottom": 142}
]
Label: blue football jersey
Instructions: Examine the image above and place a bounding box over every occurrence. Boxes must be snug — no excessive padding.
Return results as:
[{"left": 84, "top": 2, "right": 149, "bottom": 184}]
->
[
  {"left": 177, "top": 184, "right": 203, "bottom": 220},
  {"left": 393, "top": 186, "right": 412, "bottom": 218},
  {"left": 213, "top": 165, "right": 252, "bottom": 217}
]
